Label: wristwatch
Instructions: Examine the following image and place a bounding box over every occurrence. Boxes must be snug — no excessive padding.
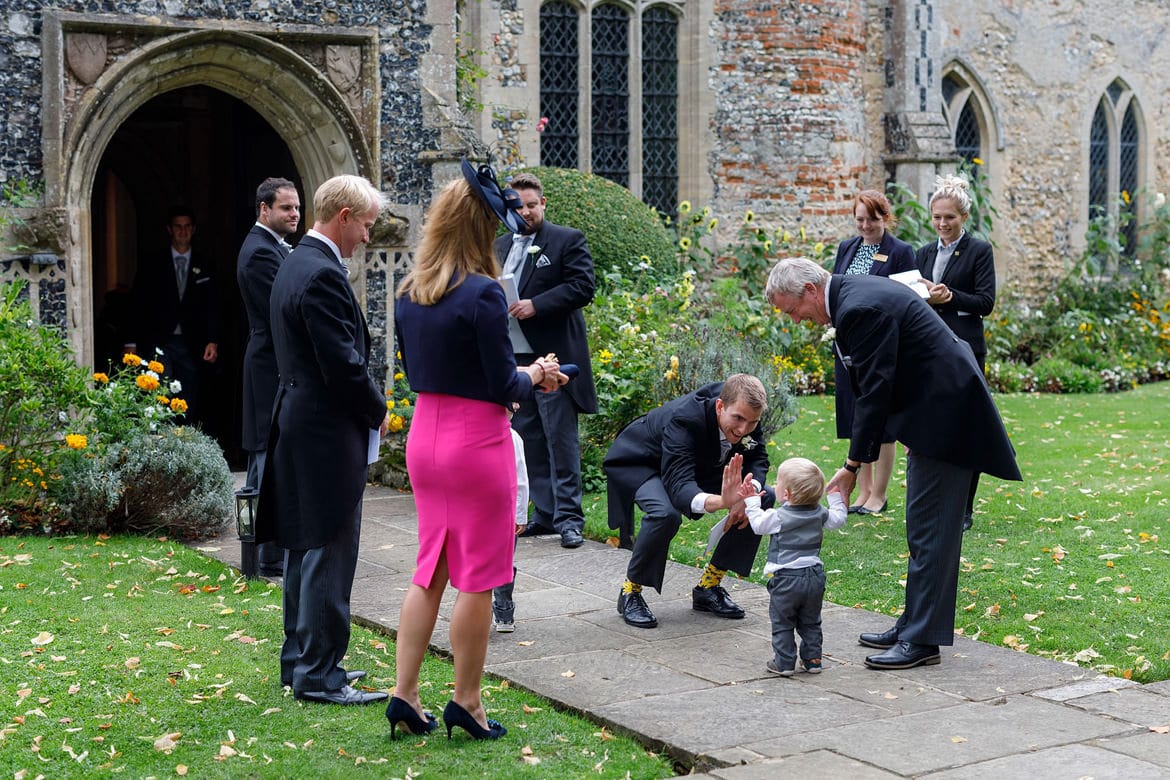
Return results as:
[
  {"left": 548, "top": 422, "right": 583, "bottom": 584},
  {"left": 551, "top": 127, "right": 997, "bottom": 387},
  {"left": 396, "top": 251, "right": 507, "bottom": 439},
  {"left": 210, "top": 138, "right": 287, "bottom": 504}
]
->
[{"left": 843, "top": 461, "right": 860, "bottom": 474}]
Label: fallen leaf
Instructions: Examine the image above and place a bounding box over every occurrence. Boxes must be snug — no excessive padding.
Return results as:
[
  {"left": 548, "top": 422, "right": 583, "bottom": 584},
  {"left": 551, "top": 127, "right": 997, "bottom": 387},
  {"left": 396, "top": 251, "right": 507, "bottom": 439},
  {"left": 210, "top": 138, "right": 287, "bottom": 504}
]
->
[
  {"left": 521, "top": 745, "right": 534, "bottom": 756},
  {"left": 154, "top": 732, "right": 182, "bottom": 752},
  {"left": 522, "top": 704, "right": 542, "bottom": 714},
  {"left": 883, "top": 692, "right": 899, "bottom": 700},
  {"left": 235, "top": 694, "right": 256, "bottom": 705},
  {"left": 518, "top": 640, "right": 535, "bottom": 647},
  {"left": 125, "top": 657, "right": 141, "bottom": 670},
  {"left": 219, "top": 744, "right": 237, "bottom": 757},
  {"left": 261, "top": 708, "right": 281, "bottom": 716},
  {"left": 1150, "top": 725, "right": 1169, "bottom": 734},
  {"left": 31, "top": 631, "right": 54, "bottom": 647},
  {"left": 176, "top": 765, "right": 188, "bottom": 776},
  {"left": 560, "top": 670, "right": 575, "bottom": 678},
  {"left": 951, "top": 735, "right": 967, "bottom": 743}
]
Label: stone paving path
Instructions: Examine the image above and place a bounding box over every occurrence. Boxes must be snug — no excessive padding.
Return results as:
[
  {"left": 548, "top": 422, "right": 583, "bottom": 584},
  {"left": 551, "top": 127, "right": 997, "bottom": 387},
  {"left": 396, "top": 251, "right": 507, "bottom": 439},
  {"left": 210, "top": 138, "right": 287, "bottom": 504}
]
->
[{"left": 203, "top": 485, "right": 1170, "bottom": 778}]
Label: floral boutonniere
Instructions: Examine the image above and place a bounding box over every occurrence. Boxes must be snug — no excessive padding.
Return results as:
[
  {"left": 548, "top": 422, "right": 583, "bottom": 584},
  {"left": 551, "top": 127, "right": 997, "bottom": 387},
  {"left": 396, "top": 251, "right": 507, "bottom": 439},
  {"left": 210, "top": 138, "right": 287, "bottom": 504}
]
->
[
  {"left": 739, "top": 436, "right": 757, "bottom": 451},
  {"left": 821, "top": 327, "right": 836, "bottom": 343},
  {"left": 192, "top": 267, "right": 202, "bottom": 275},
  {"left": 527, "top": 245, "right": 542, "bottom": 255}
]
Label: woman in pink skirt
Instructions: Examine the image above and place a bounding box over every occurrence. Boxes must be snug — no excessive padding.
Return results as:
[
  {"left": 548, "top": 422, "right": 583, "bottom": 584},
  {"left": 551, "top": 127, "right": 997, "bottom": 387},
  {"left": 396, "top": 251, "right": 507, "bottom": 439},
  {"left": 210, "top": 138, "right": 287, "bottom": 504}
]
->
[{"left": 389, "top": 161, "right": 566, "bottom": 741}]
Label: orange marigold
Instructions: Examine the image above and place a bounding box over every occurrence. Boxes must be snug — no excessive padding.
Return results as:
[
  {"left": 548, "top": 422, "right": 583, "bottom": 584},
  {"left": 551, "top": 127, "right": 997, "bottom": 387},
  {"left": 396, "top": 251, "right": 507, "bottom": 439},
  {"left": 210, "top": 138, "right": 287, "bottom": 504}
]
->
[
  {"left": 122, "top": 353, "right": 143, "bottom": 366},
  {"left": 136, "top": 374, "right": 160, "bottom": 391},
  {"left": 170, "top": 398, "right": 189, "bottom": 414},
  {"left": 64, "top": 434, "right": 88, "bottom": 450},
  {"left": 148, "top": 360, "right": 165, "bottom": 374},
  {"left": 93, "top": 372, "right": 109, "bottom": 383}
]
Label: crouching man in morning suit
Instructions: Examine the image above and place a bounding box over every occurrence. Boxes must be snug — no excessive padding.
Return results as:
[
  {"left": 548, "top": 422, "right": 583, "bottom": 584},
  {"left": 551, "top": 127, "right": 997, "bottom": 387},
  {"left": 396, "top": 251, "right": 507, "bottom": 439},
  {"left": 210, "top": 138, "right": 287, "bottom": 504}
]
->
[
  {"left": 257, "top": 175, "right": 390, "bottom": 705},
  {"left": 765, "top": 257, "right": 1021, "bottom": 670},
  {"left": 604, "top": 374, "right": 776, "bottom": 629}
]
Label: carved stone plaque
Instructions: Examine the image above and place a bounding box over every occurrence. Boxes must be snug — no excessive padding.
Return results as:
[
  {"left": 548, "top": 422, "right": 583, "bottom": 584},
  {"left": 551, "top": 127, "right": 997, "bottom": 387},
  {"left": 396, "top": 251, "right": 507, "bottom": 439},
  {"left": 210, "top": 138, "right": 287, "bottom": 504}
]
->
[
  {"left": 66, "top": 33, "right": 108, "bottom": 85},
  {"left": 325, "top": 45, "right": 362, "bottom": 110}
]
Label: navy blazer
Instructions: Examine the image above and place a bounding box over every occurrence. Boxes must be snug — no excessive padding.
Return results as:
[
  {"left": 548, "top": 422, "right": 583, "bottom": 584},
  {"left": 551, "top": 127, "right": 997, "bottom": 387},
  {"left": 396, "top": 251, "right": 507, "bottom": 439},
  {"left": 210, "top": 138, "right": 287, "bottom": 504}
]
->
[
  {"left": 603, "top": 382, "right": 774, "bottom": 532},
  {"left": 395, "top": 273, "right": 536, "bottom": 407},
  {"left": 493, "top": 220, "right": 598, "bottom": 413},
  {"left": 236, "top": 225, "right": 289, "bottom": 451},
  {"left": 915, "top": 233, "right": 996, "bottom": 362},
  {"left": 831, "top": 230, "right": 915, "bottom": 439},
  {"left": 832, "top": 230, "right": 916, "bottom": 276},
  {"left": 828, "top": 274, "right": 1020, "bottom": 481},
  {"left": 257, "top": 235, "right": 387, "bottom": 550}
]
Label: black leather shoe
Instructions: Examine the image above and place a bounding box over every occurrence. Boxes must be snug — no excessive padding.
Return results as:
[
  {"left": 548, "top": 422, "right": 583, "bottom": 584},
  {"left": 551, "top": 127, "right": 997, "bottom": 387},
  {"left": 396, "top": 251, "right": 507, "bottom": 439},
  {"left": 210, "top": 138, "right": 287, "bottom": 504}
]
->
[
  {"left": 283, "top": 669, "right": 366, "bottom": 687},
  {"left": 864, "top": 641, "right": 941, "bottom": 670},
  {"left": 259, "top": 564, "right": 284, "bottom": 577},
  {"left": 518, "top": 524, "right": 555, "bottom": 537},
  {"left": 692, "top": 585, "right": 745, "bottom": 619},
  {"left": 295, "top": 685, "right": 388, "bottom": 705},
  {"left": 962, "top": 514, "right": 973, "bottom": 532},
  {"left": 560, "top": 529, "right": 584, "bottom": 548},
  {"left": 858, "top": 626, "right": 899, "bottom": 649},
  {"left": 386, "top": 696, "right": 437, "bottom": 739},
  {"left": 618, "top": 590, "right": 657, "bottom": 628},
  {"left": 855, "top": 500, "right": 888, "bottom": 516},
  {"left": 442, "top": 700, "right": 506, "bottom": 740}
]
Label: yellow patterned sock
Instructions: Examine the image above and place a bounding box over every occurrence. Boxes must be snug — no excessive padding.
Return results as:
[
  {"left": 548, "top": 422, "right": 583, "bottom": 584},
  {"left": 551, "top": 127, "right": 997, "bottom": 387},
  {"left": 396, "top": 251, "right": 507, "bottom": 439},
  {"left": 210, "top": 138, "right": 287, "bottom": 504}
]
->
[
  {"left": 621, "top": 579, "right": 642, "bottom": 595},
  {"left": 698, "top": 564, "right": 725, "bottom": 589}
]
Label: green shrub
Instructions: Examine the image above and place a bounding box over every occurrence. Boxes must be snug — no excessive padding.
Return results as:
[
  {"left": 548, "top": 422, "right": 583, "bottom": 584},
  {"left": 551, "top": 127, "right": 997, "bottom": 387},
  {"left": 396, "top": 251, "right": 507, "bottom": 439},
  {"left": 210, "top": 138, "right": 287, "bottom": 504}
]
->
[
  {"left": 0, "top": 282, "right": 92, "bottom": 514},
  {"left": 54, "top": 427, "right": 232, "bottom": 539},
  {"left": 508, "top": 166, "right": 678, "bottom": 286},
  {"left": 1029, "top": 357, "right": 1104, "bottom": 394}
]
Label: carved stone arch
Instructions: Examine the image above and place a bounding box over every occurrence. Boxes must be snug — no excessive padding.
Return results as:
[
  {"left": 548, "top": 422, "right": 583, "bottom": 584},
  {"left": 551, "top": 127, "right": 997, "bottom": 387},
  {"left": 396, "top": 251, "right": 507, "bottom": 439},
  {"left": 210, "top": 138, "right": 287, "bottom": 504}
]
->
[
  {"left": 57, "top": 28, "right": 377, "bottom": 363},
  {"left": 941, "top": 59, "right": 1004, "bottom": 153}
]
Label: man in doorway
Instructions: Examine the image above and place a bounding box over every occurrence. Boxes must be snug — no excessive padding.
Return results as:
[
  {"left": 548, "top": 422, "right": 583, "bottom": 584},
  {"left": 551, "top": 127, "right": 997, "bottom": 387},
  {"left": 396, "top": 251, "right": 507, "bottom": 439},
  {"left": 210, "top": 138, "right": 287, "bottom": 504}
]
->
[
  {"left": 124, "top": 207, "right": 220, "bottom": 425},
  {"left": 764, "top": 256, "right": 1021, "bottom": 670},
  {"left": 604, "top": 374, "right": 775, "bottom": 629},
  {"left": 257, "top": 174, "right": 389, "bottom": 706},
  {"left": 493, "top": 172, "right": 598, "bottom": 549},
  {"left": 237, "top": 177, "right": 300, "bottom": 576}
]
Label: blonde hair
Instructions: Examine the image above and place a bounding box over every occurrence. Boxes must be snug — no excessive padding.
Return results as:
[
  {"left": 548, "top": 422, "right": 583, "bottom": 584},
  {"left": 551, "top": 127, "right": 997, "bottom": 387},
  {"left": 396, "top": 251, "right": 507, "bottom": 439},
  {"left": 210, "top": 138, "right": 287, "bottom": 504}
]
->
[
  {"left": 776, "top": 457, "right": 826, "bottom": 506},
  {"left": 397, "top": 178, "right": 499, "bottom": 305},
  {"left": 313, "top": 174, "right": 386, "bottom": 223},
  {"left": 929, "top": 174, "right": 972, "bottom": 217},
  {"left": 719, "top": 373, "right": 768, "bottom": 412}
]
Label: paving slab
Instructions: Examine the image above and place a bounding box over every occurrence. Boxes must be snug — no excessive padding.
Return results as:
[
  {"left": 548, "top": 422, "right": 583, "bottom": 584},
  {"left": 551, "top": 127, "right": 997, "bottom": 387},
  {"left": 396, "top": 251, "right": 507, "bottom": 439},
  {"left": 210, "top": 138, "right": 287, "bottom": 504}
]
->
[
  {"left": 920, "top": 742, "right": 1170, "bottom": 779},
  {"left": 194, "top": 481, "right": 1170, "bottom": 778},
  {"left": 742, "top": 694, "right": 1134, "bottom": 776}
]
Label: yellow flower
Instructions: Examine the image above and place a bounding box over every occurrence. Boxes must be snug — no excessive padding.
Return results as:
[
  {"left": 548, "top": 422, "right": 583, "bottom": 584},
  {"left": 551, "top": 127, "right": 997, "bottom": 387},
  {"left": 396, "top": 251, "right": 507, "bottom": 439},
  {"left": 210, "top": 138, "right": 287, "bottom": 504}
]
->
[
  {"left": 393, "top": 371, "right": 404, "bottom": 381},
  {"left": 136, "top": 374, "right": 160, "bottom": 392},
  {"left": 783, "top": 230, "right": 791, "bottom": 242},
  {"left": 813, "top": 241, "right": 825, "bottom": 254},
  {"left": 1122, "top": 190, "right": 1131, "bottom": 205},
  {"left": 388, "top": 414, "right": 405, "bottom": 433},
  {"left": 972, "top": 157, "right": 984, "bottom": 166},
  {"left": 744, "top": 210, "right": 755, "bottom": 224},
  {"left": 599, "top": 349, "right": 614, "bottom": 363},
  {"left": 708, "top": 218, "right": 718, "bottom": 230},
  {"left": 400, "top": 398, "right": 411, "bottom": 407},
  {"left": 157, "top": 395, "right": 170, "bottom": 405},
  {"left": 640, "top": 254, "right": 650, "bottom": 262},
  {"left": 764, "top": 240, "right": 773, "bottom": 251},
  {"left": 170, "top": 398, "right": 189, "bottom": 414},
  {"left": 800, "top": 226, "right": 806, "bottom": 241},
  {"left": 669, "top": 355, "right": 679, "bottom": 370},
  {"left": 387, "top": 399, "right": 396, "bottom": 409},
  {"left": 93, "top": 372, "right": 109, "bottom": 384},
  {"left": 679, "top": 237, "right": 692, "bottom": 250},
  {"left": 122, "top": 353, "right": 142, "bottom": 367},
  {"left": 663, "top": 369, "right": 679, "bottom": 381},
  {"left": 679, "top": 200, "right": 692, "bottom": 214},
  {"left": 148, "top": 360, "right": 165, "bottom": 374},
  {"left": 65, "top": 434, "right": 88, "bottom": 450}
]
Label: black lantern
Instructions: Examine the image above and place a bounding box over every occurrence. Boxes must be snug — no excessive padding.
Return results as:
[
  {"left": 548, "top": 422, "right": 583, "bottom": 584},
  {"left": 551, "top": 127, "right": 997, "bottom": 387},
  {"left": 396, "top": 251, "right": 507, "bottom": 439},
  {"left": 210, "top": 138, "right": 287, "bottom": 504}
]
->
[{"left": 234, "top": 487, "right": 259, "bottom": 579}]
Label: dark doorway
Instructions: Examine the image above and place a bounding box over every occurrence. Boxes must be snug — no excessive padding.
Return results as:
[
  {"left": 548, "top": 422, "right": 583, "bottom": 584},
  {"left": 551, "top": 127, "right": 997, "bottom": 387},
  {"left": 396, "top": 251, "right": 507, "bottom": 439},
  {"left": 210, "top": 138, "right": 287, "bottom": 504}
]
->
[{"left": 90, "top": 85, "right": 303, "bottom": 467}]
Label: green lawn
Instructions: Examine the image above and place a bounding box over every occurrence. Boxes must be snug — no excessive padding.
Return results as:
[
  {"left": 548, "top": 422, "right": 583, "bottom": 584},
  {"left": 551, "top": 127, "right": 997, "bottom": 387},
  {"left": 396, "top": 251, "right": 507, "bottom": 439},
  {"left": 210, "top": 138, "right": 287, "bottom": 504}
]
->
[
  {"left": 0, "top": 536, "right": 674, "bottom": 778},
  {"left": 585, "top": 382, "right": 1170, "bottom": 683}
]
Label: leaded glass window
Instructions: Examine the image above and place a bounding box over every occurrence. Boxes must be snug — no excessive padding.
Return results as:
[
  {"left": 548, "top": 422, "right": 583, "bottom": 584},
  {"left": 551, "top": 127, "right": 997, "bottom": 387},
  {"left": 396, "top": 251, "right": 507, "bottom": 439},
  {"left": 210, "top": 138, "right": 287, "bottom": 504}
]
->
[
  {"left": 1088, "top": 101, "right": 1110, "bottom": 218},
  {"left": 953, "top": 101, "right": 981, "bottom": 164},
  {"left": 642, "top": 6, "right": 679, "bottom": 215},
  {"left": 940, "top": 67, "right": 989, "bottom": 171},
  {"left": 540, "top": 1, "right": 579, "bottom": 169},
  {"left": 1119, "top": 104, "right": 1139, "bottom": 256},
  {"left": 591, "top": 4, "right": 630, "bottom": 187}
]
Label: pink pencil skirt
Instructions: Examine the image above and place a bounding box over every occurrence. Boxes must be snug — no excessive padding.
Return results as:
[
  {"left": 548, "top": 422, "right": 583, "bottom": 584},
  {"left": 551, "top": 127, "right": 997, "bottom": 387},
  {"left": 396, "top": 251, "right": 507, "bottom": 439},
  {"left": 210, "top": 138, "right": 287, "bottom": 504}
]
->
[{"left": 406, "top": 392, "right": 517, "bottom": 592}]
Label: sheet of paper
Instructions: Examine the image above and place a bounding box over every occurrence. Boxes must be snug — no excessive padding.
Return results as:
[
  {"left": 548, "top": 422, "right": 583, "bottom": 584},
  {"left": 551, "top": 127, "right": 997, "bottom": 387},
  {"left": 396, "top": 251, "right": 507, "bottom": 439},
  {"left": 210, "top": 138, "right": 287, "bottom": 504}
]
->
[
  {"left": 368, "top": 429, "right": 381, "bottom": 465},
  {"left": 706, "top": 514, "right": 728, "bottom": 554},
  {"left": 499, "top": 274, "right": 519, "bottom": 306},
  {"left": 889, "top": 269, "right": 931, "bottom": 299}
]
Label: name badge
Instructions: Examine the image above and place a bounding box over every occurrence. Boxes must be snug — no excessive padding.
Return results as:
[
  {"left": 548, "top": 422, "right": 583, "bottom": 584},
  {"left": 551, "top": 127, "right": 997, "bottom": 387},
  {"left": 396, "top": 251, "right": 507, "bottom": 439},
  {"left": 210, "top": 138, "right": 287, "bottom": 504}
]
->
[{"left": 873, "top": 253, "right": 888, "bottom": 263}]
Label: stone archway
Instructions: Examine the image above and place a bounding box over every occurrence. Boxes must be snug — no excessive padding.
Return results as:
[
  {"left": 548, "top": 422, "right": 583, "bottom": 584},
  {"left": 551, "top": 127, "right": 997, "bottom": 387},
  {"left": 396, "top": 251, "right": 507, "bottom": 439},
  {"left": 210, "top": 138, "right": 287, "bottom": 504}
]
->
[{"left": 48, "top": 19, "right": 379, "bottom": 364}]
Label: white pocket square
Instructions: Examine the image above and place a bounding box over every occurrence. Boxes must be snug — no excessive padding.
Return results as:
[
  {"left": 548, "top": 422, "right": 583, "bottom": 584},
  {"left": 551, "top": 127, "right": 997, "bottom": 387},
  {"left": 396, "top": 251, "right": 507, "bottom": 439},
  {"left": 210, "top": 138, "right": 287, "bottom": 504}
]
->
[{"left": 535, "top": 255, "right": 551, "bottom": 268}]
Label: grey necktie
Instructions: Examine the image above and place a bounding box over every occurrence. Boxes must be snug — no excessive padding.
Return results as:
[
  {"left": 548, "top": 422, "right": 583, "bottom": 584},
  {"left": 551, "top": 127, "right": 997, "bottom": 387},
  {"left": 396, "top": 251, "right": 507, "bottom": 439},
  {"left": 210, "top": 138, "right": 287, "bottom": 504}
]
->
[
  {"left": 175, "top": 255, "right": 189, "bottom": 298},
  {"left": 504, "top": 234, "right": 531, "bottom": 278}
]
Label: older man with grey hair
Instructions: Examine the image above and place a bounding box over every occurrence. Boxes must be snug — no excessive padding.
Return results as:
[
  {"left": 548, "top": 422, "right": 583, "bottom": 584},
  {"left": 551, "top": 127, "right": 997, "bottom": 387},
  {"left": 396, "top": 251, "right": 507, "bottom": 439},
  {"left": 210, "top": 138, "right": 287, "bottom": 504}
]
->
[{"left": 765, "top": 256, "right": 1021, "bottom": 670}]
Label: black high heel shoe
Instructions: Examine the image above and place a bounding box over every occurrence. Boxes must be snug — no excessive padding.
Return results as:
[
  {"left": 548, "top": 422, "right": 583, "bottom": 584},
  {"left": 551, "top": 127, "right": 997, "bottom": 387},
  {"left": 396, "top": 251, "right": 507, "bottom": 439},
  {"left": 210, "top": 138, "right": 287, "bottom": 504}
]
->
[
  {"left": 385, "top": 696, "right": 437, "bottom": 739},
  {"left": 442, "top": 700, "right": 507, "bottom": 740}
]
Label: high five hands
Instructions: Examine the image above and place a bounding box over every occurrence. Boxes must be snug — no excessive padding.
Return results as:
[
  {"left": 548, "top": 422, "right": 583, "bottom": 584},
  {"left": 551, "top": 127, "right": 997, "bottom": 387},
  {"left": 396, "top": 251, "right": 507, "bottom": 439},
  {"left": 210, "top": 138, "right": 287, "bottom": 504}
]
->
[{"left": 719, "top": 453, "right": 761, "bottom": 532}]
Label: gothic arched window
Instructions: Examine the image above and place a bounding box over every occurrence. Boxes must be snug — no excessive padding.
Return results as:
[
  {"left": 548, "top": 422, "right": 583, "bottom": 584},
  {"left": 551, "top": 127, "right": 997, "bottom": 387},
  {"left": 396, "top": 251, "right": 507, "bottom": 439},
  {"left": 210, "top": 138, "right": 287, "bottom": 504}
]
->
[
  {"left": 642, "top": 6, "right": 679, "bottom": 214},
  {"left": 941, "top": 70, "right": 989, "bottom": 167},
  {"left": 591, "top": 4, "right": 630, "bottom": 186},
  {"left": 539, "top": 1, "right": 579, "bottom": 170},
  {"left": 1088, "top": 80, "right": 1144, "bottom": 258}
]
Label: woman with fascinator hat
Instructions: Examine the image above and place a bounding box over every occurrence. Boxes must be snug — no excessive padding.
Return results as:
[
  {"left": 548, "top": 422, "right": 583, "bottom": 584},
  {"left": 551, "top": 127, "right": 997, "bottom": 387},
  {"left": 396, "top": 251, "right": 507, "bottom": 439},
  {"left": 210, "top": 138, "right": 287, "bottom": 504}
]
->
[{"left": 388, "top": 160, "right": 567, "bottom": 741}]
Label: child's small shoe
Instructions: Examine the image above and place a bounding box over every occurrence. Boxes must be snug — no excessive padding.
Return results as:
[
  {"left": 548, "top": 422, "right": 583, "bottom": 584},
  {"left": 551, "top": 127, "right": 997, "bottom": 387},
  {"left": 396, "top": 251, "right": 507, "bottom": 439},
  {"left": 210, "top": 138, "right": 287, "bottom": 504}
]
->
[
  {"left": 765, "top": 660, "right": 794, "bottom": 677},
  {"left": 493, "top": 615, "right": 515, "bottom": 633},
  {"left": 802, "top": 658, "right": 823, "bottom": 674}
]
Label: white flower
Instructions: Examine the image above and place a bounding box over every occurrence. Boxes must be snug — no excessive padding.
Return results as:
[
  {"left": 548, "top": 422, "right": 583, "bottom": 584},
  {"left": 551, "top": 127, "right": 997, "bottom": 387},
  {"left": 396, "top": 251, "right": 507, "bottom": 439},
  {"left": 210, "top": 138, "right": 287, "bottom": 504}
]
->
[
  {"left": 58, "top": 411, "right": 69, "bottom": 423},
  {"left": 527, "top": 245, "right": 542, "bottom": 255},
  {"left": 1156, "top": 192, "right": 1166, "bottom": 208},
  {"left": 144, "top": 406, "right": 156, "bottom": 417},
  {"left": 192, "top": 267, "right": 201, "bottom": 274},
  {"left": 169, "top": 380, "right": 183, "bottom": 394},
  {"left": 740, "top": 436, "right": 757, "bottom": 451},
  {"left": 146, "top": 370, "right": 159, "bottom": 380},
  {"left": 821, "top": 327, "right": 837, "bottom": 343}
]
